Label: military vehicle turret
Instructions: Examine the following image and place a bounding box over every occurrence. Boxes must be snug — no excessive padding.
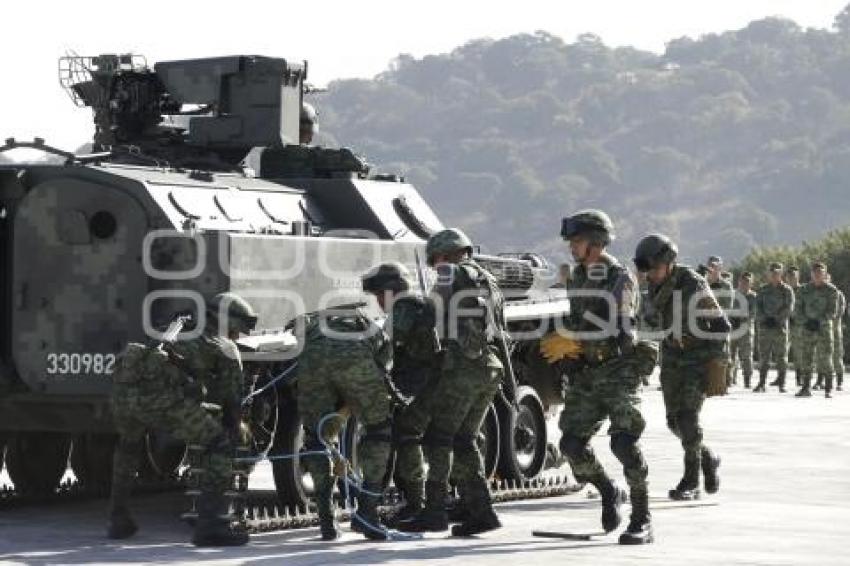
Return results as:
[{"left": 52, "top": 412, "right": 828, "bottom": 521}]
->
[{"left": 0, "top": 54, "right": 569, "bottom": 506}]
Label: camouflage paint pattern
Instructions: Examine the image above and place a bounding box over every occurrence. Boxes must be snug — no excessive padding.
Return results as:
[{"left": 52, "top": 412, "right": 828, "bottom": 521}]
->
[{"left": 796, "top": 282, "right": 838, "bottom": 379}]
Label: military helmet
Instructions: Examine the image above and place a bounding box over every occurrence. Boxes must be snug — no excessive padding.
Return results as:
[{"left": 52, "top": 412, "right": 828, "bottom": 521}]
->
[
  {"left": 362, "top": 262, "right": 412, "bottom": 293},
  {"left": 633, "top": 234, "right": 678, "bottom": 273},
  {"left": 207, "top": 292, "right": 258, "bottom": 334},
  {"left": 561, "top": 209, "right": 615, "bottom": 244},
  {"left": 426, "top": 228, "right": 474, "bottom": 265}
]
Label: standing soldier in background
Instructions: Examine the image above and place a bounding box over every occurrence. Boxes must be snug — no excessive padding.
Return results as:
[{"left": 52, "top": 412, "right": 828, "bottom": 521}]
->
[
  {"left": 705, "top": 257, "right": 734, "bottom": 389},
  {"left": 400, "top": 228, "right": 504, "bottom": 537},
  {"left": 784, "top": 267, "right": 803, "bottom": 386},
  {"left": 828, "top": 275, "right": 846, "bottom": 391},
  {"left": 754, "top": 263, "right": 795, "bottom": 393},
  {"left": 729, "top": 272, "right": 757, "bottom": 388},
  {"left": 297, "top": 269, "right": 398, "bottom": 541},
  {"left": 107, "top": 293, "right": 257, "bottom": 547},
  {"left": 634, "top": 235, "right": 728, "bottom": 502},
  {"left": 795, "top": 263, "right": 839, "bottom": 398},
  {"left": 548, "top": 210, "right": 656, "bottom": 545}
]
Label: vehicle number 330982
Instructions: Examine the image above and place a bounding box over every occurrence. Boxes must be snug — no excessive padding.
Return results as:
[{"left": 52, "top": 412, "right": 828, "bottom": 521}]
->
[{"left": 46, "top": 353, "right": 116, "bottom": 375}]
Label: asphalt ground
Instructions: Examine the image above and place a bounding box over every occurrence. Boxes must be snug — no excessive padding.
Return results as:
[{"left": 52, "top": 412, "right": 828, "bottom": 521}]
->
[{"left": 0, "top": 373, "right": 847, "bottom": 565}]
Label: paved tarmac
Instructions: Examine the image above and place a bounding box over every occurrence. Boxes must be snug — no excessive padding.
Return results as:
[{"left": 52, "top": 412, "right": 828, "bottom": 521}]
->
[{"left": 0, "top": 376, "right": 847, "bottom": 565}]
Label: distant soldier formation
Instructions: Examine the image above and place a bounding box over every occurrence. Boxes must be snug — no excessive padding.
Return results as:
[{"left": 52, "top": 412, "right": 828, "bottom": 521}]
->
[{"left": 105, "top": 208, "right": 847, "bottom": 548}]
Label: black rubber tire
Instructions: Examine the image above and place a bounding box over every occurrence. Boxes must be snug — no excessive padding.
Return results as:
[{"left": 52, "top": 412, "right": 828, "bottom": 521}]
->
[
  {"left": 70, "top": 433, "right": 117, "bottom": 494},
  {"left": 139, "top": 432, "right": 186, "bottom": 479},
  {"left": 6, "top": 432, "right": 72, "bottom": 496},
  {"left": 480, "top": 402, "right": 500, "bottom": 479},
  {"left": 496, "top": 386, "right": 548, "bottom": 480},
  {"left": 271, "top": 395, "right": 313, "bottom": 510}
]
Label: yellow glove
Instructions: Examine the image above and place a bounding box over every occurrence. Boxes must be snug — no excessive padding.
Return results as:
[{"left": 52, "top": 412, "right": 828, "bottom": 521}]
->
[{"left": 539, "top": 332, "right": 583, "bottom": 364}]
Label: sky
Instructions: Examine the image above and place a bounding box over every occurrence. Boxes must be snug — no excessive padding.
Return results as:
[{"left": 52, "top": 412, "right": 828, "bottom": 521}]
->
[{"left": 1, "top": 0, "right": 847, "bottom": 152}]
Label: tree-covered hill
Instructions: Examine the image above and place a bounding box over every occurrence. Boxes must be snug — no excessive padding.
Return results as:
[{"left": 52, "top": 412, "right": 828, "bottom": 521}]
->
[{"left": 315, "top": 8, "right": 850, "bottom": 266}]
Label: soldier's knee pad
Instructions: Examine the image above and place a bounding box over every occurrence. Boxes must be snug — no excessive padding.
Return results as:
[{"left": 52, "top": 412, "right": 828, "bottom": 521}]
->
[
  {"left": 452, "top": 433, "right": 477, "bottom": 453},
  {"left": 559, "top": 434, "right": 590, "bottom": 460},
  {"left": 363, "top": 418, "right": 393, "bottom": 444},
  {"left": 610, "top": 433, "right": 639, "bottom": 461}
]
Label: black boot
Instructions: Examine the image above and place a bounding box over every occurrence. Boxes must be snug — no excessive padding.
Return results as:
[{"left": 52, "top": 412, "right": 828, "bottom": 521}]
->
[
  {"left": 192, "top": 491, "right": 249, "bottom": 547},
  {"left": 743, "top": 374, "right": 751, "bottom": 389},
  {"left": 398, "top": 480, "right": 449, "bottom": 532},
  {"left": 451, "top": 480, "right": 501, "bottom": 537},
  {"left": 753, "top": 370, "right": 767, "bottom": 392},
  {"left": 106, "top": 507, "right": 138, "bottom": 540},
  {"left": 618, "top": 488, "right": 653, "bottom": 545},
  {"left": 314, "top": 476, "right": 340, "bottom": 541},
  {"left": 394, "top": 479, "right": 424, "bottom": 524},
  {"left": 701, "top": 449, "right": 721, "bottom": 494},
  {"left": 795, "top": 376, "right": 812, "bottom": 397},
  {"left": 598, "top": 478, "right": 627, "bottom": 533},
  {"left": 824, "top": 374, "right": 833, "bottom": 399},
  {"left": 669, "top": 456, "right": 701, "bottom": 500},
  {"left": 350, "top": 481, "right": 387, "bottom": 540},
  {"left": 447, "top": 484, "right": 471, "bottom": 524},
  {"left": 776, "top": 370, "right": 787, "bottom": 393}
]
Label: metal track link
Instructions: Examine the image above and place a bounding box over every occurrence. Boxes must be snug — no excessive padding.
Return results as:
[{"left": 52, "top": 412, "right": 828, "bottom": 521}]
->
[{"left": 240, "top": 474, "right": 582, "bottom": 533}]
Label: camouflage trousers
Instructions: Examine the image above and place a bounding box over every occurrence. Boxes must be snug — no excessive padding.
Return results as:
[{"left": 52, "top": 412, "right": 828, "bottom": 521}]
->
[
  {"left": 799, "top": 326, "right": 834, "bottom": 379},
  {"left": 394, "top": 348, "right": 501, "bottom": 489},
  {"left": 789, "top": 324, "right": 803, "bottom": 373},
  {"left": 111, "top": 383, "right": 231, "bottom": 494},
  {"left": 558, "top": 360, "right": 648, "bottom": 492},
  {"left": 730, "top": 330, "right": 754, "bottom": 381},
  {"left": 297, "top": 341, "right": 392, "bottom": 490},
  {"left": 659, "top": 352, "right": 712, "bottom": 471},
  {"left": 757, "top": 327, "right": 788, "bottom": 376},
  {"left": 833, "top": 323, "right": 845, "bottom": 382}
]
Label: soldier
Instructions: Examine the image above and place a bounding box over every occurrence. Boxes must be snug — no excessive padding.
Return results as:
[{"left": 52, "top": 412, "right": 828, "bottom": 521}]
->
[
  {"left": 705, "top": 257, "right": 734, "bottom": 389},
  {"left": 829, "top": 275, "right": 846, "bottom": 391},
  {"left": 634, "top": 234, "right": 727, "bottom": 502},
  {"left": 784, "top": 267, "right": 803, "bottom": 386},
  {"left": 300, "top": 102, "right": 318, "bottom": 145},
  {"left": 399, "top": 228, "right": 504, "bottom": 537},
  {"left": 107, "top": 292, "right": 257, "bottom": 546},
  {"left": 754, "top": 263, "right": 795, "bottom": 393},
  {"left": 384, "top": 264, "right": 440, "bottom": 522},
  {"left": 297, "top": 267, "right": 400, "bottom": 541},
  {"left": 796, "top": 263, "right": 839, "bottom": 398},
  {"left": 550, "top": 210, "right": 655, "bottom": 545},
  {"left": 729, "top": 272, "right": 757, "bottom": 388}
]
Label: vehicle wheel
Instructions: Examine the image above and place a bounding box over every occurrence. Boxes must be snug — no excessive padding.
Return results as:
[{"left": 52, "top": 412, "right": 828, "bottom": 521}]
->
[
  {"left": 271, "top": 395, "right": 313, "bottom": 510},
  {"left": 140, "top": 432, "right": 186, "bottom": 478},
  {"left": 496, "top": 386, "right": 547, "bottom": 480},
  {"left": 70, "top": 433, "right": 116, "bottom": 494},
  {"left": 480, "top": 403, "right": 500, "bottom": 479},
  {"left": 6, "top": 432, "right": 72, "bottom": 496}
]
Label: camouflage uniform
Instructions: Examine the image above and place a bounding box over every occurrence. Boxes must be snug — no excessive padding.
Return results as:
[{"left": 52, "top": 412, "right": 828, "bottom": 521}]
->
[
  {"left": 648, "top": 265, "right": 727, "bottom": 498},
  {"left": 558, "top": 253, "right": 649, "bottom": 529},
  {"left": 834, "top": 289, "right": 846, "bottom": 390},
  {"left": 400, "top": 257, "right": 504, "bottom": 534},
  {"left": 708, "top": 277, "right": 734, "bottom": 386},
  {"left": 796, "top": 281, "right": 839, "bottom": 396},
  {"left": 108, "top": 328, "right": 245, "bottom": 542},
  {"left": 788, "top": 284, "right": 804, "bottom": 384},
  {"left": 389, "top": 295, "right": 440, "bottom": 516},
  {"left": 729, "top": 288, "right": 757, "bottom": 388},
  {"left": 754, "top": 282, "right": 795, "bottom": 391},
  {"left": 297, "top": 308, "right": 393, "bottom": 539}
]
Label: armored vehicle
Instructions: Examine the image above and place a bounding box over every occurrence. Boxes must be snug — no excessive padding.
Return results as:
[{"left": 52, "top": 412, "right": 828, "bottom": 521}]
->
[{"left": 0, "top": 54, "right": 569, "bottom": 506}]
